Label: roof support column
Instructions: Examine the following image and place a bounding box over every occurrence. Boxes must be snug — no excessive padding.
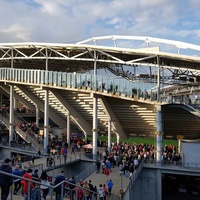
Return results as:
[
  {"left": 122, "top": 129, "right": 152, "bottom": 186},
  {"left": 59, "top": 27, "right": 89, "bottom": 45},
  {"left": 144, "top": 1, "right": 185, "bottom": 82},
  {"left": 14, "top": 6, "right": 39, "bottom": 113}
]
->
[
  {"left": 9, "top": 49, "right": 14, "bottom": 147},
  {"left": 46, "top": 47, "right": 48, "bottom": 70},
  {"left": 93, "top": 50, "right": 98, "bottom": 160},
  {"left": 157, "top": 56, "right": 160, "bottom": 102},
  {"left": 9, "top": 85, "right": 14, "bottom": 143},
  {"left": 35, "top": 105, "right": 39, "bottom": 127},
  {"left": 67, "top": 112, "right": 70, "bottom": 145},
  {"left": 116, "top": 134, "right": 120, "bottom": 145},
  {"left": 44, "top": 89, "right": 49, "bottom": 153},
  {"left": 93, "top": 95, "right": 98, "bottom": 160},
  {"left": 108, "top": 117, "right": 111, "bottom": 153},
  {"left": 156, "top": 105, "right": 163, "bottom": 166}
]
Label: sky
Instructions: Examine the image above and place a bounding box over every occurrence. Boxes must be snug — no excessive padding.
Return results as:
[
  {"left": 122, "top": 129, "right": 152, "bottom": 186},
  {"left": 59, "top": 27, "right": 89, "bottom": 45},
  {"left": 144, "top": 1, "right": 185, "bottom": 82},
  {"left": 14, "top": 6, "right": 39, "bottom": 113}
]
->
[{"left": 0, "top": 0, "right": 200, "bottom": 45}]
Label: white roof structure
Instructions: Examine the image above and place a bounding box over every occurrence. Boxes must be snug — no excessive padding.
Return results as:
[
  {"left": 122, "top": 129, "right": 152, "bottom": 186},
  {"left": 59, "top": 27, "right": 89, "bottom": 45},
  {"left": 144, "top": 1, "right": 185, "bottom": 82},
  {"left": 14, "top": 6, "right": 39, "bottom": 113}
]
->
[{"left": 0, "top": 35, "right": 200, "bottom": 74}]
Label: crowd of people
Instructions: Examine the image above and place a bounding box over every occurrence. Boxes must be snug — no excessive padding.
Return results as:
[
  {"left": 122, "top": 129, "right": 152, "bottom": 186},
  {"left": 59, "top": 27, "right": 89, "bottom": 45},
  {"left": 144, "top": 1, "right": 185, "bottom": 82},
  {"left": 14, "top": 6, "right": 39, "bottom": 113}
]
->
[{"left": 0, "top": 156, "right": 116, "bottom": 200}]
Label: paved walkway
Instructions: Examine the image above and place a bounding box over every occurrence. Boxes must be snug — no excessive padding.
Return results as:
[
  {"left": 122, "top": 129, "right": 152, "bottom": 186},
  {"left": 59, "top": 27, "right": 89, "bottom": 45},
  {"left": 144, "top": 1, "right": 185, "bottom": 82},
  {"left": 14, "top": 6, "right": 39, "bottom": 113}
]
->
[{"left": 84, "top": 164, "right": 129, "bottom": 197}]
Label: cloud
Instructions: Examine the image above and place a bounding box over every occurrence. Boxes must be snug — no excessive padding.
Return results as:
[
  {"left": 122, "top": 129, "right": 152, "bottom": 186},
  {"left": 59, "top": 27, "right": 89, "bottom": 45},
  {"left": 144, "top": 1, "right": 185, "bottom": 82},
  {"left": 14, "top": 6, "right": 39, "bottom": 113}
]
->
[{"left": 0, "top": 0, "right": 199, "bottom": 45}]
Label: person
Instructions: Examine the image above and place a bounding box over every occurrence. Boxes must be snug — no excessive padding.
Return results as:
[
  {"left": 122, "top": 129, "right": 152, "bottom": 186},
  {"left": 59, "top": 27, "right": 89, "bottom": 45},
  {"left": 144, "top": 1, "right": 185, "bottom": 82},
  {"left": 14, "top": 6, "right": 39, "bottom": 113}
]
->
[
  {"left": 74, "top": 182, "right": 83, "bottom": 200},
  {"left": 96, "top": 159, "right": 101, "bottom": 173},
  {"left": 104, "top": 167, "right": 110, "bottom": 180},
  {"left": 107, "top": 179, "right": 113, "bottom": 196},
  {"left": 54, "top": 170, "right": 66, "bottom": 200},
  {"left": 30, "top": 184, "right": 41, "bottom": 200},
  {"left": 97, "top": 184, "right": 104, "bottom": 200},
  {"left": 21, "top": 168, "right": 35, "bottom": 200},
  {"left": 0, "top": 158, "right": 13, "bottom": 200},
  {"left": 83, "top": 181, "right": 91, "bottom": 200},
  {"left": 69, "top": 176, "right": 76, "bottom": 200},
  {"left": 21, "top": 165, "right": 28, "bottom": 176},
  {"left": 31, "top": 155, "right": 35, "bottom": 165},
  {"left": 40, "top": 171, "right": 50, "bottom": 200},
  {"left": 103, "top": 184, "right": 108, "bottom": 200},
  {"left": 71, "top": 145, "right": 76, "bottom": 155},
  {"left": 32, "top": 169, "right": 40, "bottom": 185},
  {"left": 88, "top": 180, "right": 94, "bottom": 198},
  {"left": 13, "top": 165, "right": 22, "bottom": 195}
]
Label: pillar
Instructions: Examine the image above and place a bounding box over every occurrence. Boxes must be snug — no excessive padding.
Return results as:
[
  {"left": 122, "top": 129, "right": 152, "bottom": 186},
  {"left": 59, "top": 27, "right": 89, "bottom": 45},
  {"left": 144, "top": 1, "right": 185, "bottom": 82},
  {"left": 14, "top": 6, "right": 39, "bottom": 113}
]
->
[
  {"left": 44, "top": 89, "right": 49, "bottom": 153},
  {"left": 157, "top": 56, "right": 161, "bottom": 102},
  {"left": 156, "top": 169, "right": 162, "bottom": 200},
  {"left": 9, "top": 85, "right": 14, "bottom": 143},
  {"left": 92, "top": 50, "right": 98, "bottom": 160},
  {"left": 13, "top": 97, "right": 16, "bottom": 113},
  {"left": 116, "top": 134, "right": 120, "bottom": 145},
  {"left": 35, "top": 105, "right": 39, "bottom": 127},
  {"left": 108, "top": 118, "right": 111, "bottom": 153},
  {"left": 93, "top": 96, "right": 98, "bottom": 160},
  {"left": 156, "top": 105, "right": 163, "bottom": 165},
  {"left": 177, "top": 135, "right": 184, "bottom": 154},
  {"left": 85, "top": 134, "right": 87, "bottom": 143},
  {"left": 67, "top": 112, "right": 70, "bottom": 145}
]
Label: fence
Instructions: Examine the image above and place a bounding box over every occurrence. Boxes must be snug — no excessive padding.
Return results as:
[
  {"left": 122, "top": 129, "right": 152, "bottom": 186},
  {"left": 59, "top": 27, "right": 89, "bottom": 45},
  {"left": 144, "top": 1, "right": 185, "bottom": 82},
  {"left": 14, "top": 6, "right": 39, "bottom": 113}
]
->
[{"left": 0, "top": 166, "right": 120, "bottom": 200}]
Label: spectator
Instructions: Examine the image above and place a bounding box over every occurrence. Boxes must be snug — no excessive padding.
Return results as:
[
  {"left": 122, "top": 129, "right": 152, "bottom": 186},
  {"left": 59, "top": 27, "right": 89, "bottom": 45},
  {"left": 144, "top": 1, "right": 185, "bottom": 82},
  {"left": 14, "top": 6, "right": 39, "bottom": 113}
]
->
[
  {"left": 40, "top": 171, "right": 50, "bottom": 200},
  {"left": 13, "top": 165, "right": 22, "bottom": 195},
  {"left": 103, "top": 184, "right": 108, "bottom": 200},
  {"left": 69, "top": 176, "right": 76, "bottom": 200},
  {"left": 32, "top": 169, "right": 40, "bottom": 185},
  {"left": 107, "top": 179, "right": 113, "bottom": 196},
  {"left": 75, "top": 182, "right": 83, "bottom": 200},
  {"left": 21, "top": 168, "right": 35, "bottom": 200},
  {"left": 21, "top": 165, "right": 28, "bottom": 176},
  {"left": 96, "top": 159, "right": 101, "bottom": 173},
  {"left": 97, "top": 184, "right": 104, "bottom": 200},
  {"left": 0, "top": 158, "right": 13, "bottom": 200},
  {"left": 54, "top": 170, "right": 66, "bottom": 200},
  {"left": 83, "top": 181, "right": 91, "bottom": 200},
  {"left": 104, "top": 167, "right": 110, "bottom": 180}
]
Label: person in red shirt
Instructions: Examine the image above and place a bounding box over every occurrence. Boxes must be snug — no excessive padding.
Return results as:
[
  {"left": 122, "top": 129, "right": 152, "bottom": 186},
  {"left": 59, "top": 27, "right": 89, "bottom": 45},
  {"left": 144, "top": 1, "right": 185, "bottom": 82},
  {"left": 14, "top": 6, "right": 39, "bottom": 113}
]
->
[
  {"left": 104, "top": 167, "right": 110, "bottom": 180},
  {"left": 103, "top": 184, "right": 108, "bottom": 200},
  {"left": 21, "top": 168, "right": 35, "bottom": 199}
]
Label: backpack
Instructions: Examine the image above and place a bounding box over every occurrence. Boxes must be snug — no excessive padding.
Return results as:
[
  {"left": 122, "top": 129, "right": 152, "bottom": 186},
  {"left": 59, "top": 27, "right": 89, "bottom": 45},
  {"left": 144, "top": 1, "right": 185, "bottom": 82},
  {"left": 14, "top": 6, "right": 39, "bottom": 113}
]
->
[{"left": 31, "top": 187, "right": 41, "bottom": 200}]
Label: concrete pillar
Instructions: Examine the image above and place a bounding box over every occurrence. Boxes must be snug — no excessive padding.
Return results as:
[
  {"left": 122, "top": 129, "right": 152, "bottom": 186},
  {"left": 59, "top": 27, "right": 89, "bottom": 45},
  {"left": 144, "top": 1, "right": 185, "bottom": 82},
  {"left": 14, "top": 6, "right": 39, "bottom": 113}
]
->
[
  {"left": 108, "top": 118, "right": 111, "bottom": 153},
  {"left": 85, "top": 134, "right": 87, "bottom": 143},
  {"left": 67, "top": 112, "right": 70, "bottom": 145},
  {"left": 157, "top": 56, "right": 161, "bottom": 102},
  {"left": 92, "top": 50, "right": 98, "bottom": 160},
  {"left": 93, "top": 96, "right": 98, "bottom": 160},
  {"left": 44, "top": 89, "right": 49, "bottom": 153},
  {"left": 156, "top": 169, "right": 162, "bottom": 200},
  {"left": 13, "top": 97, "right": 16, "bottom": 113},
  {"left": 177, "top": 135, "right": 184, "bottom": 154},
  {"left": 156, "top": 105, "right": 163, "bottom": 165},
  {"left": 116, "top": 134, "right": 120, "bottom": 145},
  {"left": 9, "top": 85, "right": 14, "bottom": 143},
  {"left": 35, "top": 105, "right": 39, "bottom": 127}
]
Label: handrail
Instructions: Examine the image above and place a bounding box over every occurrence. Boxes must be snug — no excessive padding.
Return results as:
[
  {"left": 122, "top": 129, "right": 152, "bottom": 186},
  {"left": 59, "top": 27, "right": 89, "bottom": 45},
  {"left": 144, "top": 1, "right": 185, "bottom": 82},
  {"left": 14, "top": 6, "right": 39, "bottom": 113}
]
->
[
  {"left": 0, "top": 67, "right": 155, "bottom": 99},
  {"left": 0, "top": 166, "right": 120, "bottom": 200}
]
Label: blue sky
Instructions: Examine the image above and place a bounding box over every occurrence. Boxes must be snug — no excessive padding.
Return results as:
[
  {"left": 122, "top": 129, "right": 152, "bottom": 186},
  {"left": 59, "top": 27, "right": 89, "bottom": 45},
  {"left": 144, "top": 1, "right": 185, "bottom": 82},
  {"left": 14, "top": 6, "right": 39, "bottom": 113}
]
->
[{"left": 0, "top": 0, "right": 200, "bottom": 45}]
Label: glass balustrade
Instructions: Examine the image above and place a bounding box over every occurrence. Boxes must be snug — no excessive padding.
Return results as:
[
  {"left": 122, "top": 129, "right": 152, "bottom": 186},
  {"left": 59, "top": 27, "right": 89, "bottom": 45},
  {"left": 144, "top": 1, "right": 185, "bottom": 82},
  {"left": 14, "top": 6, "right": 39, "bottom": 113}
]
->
[{"left": 0, "top": 68, "right": 156, "bottom": 100}]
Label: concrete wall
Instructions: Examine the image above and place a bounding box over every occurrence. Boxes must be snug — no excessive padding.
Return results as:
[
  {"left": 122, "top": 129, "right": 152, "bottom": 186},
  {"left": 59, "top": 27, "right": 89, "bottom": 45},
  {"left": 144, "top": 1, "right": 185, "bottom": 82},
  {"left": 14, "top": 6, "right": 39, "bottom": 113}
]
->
[
  {"left": 47, "top": 161, "right": 92, "bottom": 180},
  {"left": 0, "top": 148, "right": 11, "bottom": 160},
  {"left": 132, "top": 168, "right": 161, "bottom": 200},
  {"left": 181, "top": 140, "right": 200, "bottom": 167}
]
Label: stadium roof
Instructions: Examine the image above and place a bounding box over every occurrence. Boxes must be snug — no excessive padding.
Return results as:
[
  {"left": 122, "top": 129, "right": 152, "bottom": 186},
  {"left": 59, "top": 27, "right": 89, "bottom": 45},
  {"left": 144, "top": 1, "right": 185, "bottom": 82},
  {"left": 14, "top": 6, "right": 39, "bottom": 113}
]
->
[{"left": 0, "top": 35, "right": 200, "bottom": 73}]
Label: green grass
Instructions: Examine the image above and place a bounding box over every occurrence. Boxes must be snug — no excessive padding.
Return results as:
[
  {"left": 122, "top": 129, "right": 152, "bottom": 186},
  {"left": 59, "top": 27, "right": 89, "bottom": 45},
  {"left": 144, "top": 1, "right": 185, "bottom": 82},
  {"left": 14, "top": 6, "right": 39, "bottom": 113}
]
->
[{"left": 89, "top": 136, "right": 178, "bottom": 147}]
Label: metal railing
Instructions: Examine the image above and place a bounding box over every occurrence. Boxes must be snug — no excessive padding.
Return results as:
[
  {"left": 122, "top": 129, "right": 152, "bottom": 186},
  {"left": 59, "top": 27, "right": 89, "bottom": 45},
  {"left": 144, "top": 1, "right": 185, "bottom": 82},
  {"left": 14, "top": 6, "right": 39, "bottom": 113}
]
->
[
  {"left": 0, "top": 67, "right": 155, "bottom": 98},
  {"left": 75, "top": 162, "right": 96, "bottom": 183},
  {"left": 0, "top": 167, "right": 120, "bottom": 200}
]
